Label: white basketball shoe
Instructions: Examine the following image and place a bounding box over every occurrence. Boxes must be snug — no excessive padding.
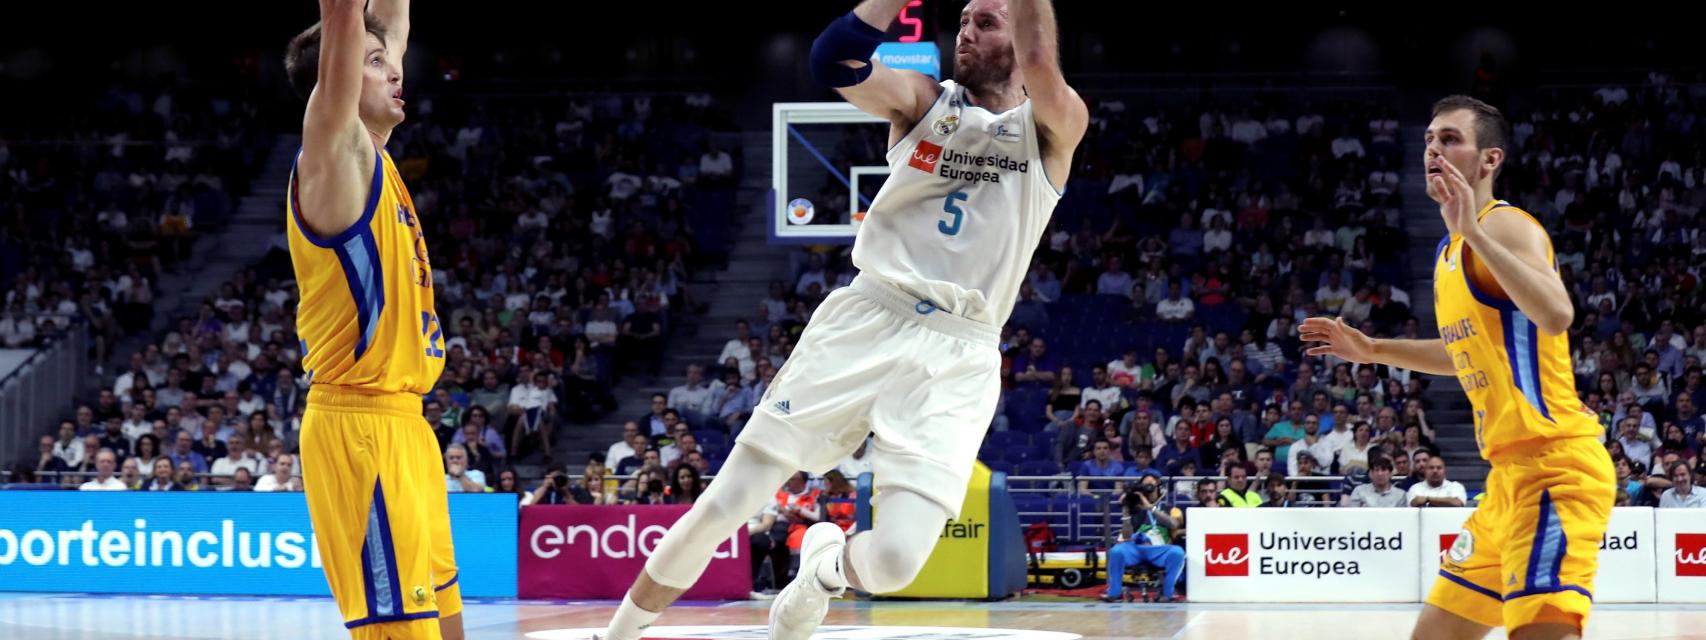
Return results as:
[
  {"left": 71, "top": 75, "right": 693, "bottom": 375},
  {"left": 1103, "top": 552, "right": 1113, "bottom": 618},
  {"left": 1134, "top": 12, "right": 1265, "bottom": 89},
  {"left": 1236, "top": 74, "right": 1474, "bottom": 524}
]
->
[{"left": 768, "top": 522, "right": 847, "bottom": 640}]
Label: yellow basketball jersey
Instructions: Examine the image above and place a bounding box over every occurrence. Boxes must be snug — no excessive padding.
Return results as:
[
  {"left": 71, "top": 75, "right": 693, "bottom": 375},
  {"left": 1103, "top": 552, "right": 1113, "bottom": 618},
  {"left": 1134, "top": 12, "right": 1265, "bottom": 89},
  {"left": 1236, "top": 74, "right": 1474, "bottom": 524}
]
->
[
  {"left": 287, "top": 146, "right": 443, "bottom": 395},
  {"left": 1432, "top": 200, "right": 1599, "bottom": 462}
]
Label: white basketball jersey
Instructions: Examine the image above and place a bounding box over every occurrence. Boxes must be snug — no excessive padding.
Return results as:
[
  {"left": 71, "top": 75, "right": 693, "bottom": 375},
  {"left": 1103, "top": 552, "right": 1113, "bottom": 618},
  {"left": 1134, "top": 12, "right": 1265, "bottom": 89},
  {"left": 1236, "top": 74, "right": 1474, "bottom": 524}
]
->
[{"left": 850, "top": 80, "right": 1062, "bottom": 327}]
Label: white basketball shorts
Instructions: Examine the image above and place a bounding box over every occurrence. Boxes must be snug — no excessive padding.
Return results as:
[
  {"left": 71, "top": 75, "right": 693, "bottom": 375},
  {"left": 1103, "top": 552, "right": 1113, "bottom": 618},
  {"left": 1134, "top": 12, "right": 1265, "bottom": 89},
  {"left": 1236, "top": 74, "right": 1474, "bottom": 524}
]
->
[{"left": 734, "top": 274, "right": 1001, "bottom": 516}]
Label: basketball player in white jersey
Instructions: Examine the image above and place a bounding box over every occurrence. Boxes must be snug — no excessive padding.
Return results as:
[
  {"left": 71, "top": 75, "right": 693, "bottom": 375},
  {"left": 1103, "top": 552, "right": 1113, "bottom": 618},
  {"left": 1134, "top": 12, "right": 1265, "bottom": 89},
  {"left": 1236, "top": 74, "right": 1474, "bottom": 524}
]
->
[{"left": 598, "top": 2, "right": 1085, "bottom": 639}]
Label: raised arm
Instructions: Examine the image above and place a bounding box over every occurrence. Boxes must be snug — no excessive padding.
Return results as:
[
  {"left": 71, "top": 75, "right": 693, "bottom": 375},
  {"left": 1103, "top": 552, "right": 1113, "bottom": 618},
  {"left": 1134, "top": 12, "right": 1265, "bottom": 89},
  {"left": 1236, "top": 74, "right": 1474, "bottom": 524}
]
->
[
  {"left": 811, "top": 1, "right": 943, "bottom": 138},
  {"left": 1008, "top": 0, "right": 1088, "bottom": 193},
  {"left": 366, "top": 0, "right": 409, "bottom": 65},
  {"left": 290, "top": 0, "right": 387, "bottom": 238}
]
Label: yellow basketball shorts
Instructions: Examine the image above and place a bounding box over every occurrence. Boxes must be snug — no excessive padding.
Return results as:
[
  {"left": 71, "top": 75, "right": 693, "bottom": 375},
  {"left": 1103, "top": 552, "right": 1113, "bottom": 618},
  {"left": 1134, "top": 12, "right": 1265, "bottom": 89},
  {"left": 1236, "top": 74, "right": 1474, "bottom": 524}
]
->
[
  {"left": 1428, "top": 436, "right": 1614, "bottom": 632},
  {"left": 301, "top": 388, "right": 462, "bottom": 638}
]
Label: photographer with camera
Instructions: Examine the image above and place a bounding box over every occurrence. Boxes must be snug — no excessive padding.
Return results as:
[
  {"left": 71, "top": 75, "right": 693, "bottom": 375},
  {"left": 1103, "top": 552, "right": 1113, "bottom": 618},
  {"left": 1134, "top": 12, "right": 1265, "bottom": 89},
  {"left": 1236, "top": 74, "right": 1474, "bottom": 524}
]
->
[
  {"left": 623, "top": 464, "right": 670, "bottom": 505},
  {"left": 1102, "top": 470, "right": 1185, "bottom": 603},
  {"left": 526, "top": 463, "right": 577, "bottom": 506}
]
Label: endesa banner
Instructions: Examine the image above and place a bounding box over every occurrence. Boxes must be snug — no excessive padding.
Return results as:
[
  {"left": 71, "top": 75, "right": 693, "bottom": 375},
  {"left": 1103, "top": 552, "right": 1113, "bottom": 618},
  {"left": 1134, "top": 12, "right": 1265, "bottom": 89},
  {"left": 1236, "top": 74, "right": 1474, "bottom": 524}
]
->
[
  {"left": 1420, "top": 507, "right": 1654, "bottom": 603},
  {"left": 519, "top": 505, "right": 750, "bottom": 600},
  {"left": 0, "top": 492, "right": 516, "bottom": 597},
  {"left": 1186, "top": 508, "right": 1420, "bottom": 602}
]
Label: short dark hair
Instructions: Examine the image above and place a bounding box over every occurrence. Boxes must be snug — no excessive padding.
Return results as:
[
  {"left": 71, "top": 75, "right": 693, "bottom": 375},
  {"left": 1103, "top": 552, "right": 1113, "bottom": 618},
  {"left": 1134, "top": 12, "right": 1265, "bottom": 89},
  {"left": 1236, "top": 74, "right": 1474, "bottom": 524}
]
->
[
  {"left": 1431, "top": 94, "right": 1512, "bottom": 178},
  {"left": 284, "top": 13, "right": 389, "bottom": 100},
  {"left": 1371, "top": 457, "right": 1394, "bottom": 472}
]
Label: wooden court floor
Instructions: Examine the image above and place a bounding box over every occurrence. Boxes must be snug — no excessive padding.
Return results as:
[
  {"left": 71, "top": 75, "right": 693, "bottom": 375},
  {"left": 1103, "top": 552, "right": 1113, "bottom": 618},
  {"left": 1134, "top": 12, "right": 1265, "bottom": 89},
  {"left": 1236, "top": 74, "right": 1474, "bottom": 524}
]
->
[{"left": 1, "top": 593, "right": 1702, "bottom": 639}]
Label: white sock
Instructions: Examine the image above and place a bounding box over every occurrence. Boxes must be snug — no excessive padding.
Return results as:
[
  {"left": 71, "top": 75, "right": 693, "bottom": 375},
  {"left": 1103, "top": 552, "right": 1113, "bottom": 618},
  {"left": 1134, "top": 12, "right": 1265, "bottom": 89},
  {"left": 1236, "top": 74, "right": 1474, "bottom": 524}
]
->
[
  {"left": 815, "top": 538, "right": 849, "bottom": 591},
  {"left": 604, "top": 593, "right": 661, "bottom": 640}
]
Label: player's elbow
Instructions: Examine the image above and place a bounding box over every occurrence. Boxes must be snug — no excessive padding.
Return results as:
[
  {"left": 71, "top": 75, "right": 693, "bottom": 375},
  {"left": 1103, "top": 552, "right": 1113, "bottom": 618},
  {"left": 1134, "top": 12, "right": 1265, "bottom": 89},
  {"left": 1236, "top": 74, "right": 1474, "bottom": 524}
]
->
[
  {"left": 1534, "top": 304, "right": 1573, "bottom": 337},
  {"left": 810, "top": 12, "right": 884, "bottom": 88}
]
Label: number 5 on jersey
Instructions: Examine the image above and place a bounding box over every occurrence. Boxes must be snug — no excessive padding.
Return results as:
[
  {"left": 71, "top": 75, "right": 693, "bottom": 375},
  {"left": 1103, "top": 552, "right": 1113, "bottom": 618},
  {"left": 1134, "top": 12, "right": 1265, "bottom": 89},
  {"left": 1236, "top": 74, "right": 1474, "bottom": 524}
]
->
[{"left": 940, "top": 191, "right": 968, "bottom": 236}]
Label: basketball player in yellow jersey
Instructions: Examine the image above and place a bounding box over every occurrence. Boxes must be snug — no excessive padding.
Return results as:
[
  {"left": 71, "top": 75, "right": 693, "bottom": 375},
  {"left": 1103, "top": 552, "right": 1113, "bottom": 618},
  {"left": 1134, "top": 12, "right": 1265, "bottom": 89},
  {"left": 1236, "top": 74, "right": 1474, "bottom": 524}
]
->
[
  {"left": 282, "top": 0, "right": 463, "bottom": 638},
  {"left": 1302, "top": 95, "right": 1612, "bottom": 640}
]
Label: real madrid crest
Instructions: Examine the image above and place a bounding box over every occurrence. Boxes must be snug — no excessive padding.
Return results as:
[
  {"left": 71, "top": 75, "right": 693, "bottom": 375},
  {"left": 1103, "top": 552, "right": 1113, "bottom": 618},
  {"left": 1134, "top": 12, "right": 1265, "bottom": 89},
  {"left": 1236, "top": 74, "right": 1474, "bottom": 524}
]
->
[{"left": 932, "top": 115, "right": 960, "bottom": 136}]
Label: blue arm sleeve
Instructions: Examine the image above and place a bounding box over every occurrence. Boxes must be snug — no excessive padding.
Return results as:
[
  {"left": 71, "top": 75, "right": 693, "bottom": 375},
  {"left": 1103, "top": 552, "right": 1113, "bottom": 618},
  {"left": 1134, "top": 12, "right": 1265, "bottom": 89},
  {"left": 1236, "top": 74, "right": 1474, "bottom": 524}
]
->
[{"left": 810, "top": 11, "right": 887, "bottom": 88}]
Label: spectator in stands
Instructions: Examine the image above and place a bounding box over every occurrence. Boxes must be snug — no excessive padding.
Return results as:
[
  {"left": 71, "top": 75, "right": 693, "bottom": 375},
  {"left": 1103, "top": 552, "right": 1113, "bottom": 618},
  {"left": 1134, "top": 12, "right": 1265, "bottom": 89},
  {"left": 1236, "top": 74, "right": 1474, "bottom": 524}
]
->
[
  {"left": 1216, "top": 465, "right": 1263, "bottom": 507},
  {"left": 1248, "top": 447, "right": 1276, "bottom": 484},
  {"left": 452, "top": 406, "right": 506, "bottom": 463},
  {"left": 1315, "top": 272, "right": 1352, "bottom": 315},
  {"left": 668, "top": 364, "right": 713, "bottom": 427},
  {"left": 193, "top": 422, "right": 228, "bottom": 469},
  {"left": 1660, "top": 462, "right": 1704, "bottom": 508},
  {"left": 175, "top": 461, "right": 201, "bottom": 491},
  {"left": 1347, "top": 457, "right": 1407, "bottom": 507},
  {"left": 445, "top": 444, "right": 487, "bottom": 493},
  {"left": 1048, "top": 366, "right": 1083, "bottom": 426},
  {"left": 119, "top": 457, "right": 143, "bottom": 489},
  {"left": 141, "top": 458, "right": 181, "bottom": 491},
  {"left": 663, "top": 431, "right": 699, "bottom": 469},
  {"left": 496, "top": 470, "right": 525, "bottom": 507},
  {"left": 29, "top": 435, "right": 69, "bottom": 479},
  {"left": 1617, "top": 417, "right": 1656, "bottom": 470},
  {"left": 166, "top": 431, "right": 208, "bottom": 473},
  {"left": 426, "top": 401, "right": 455, "bottom": 447},
  {"left": 626, "top": 465, "right": 670, "bottom": 505},
  {"left": 53, "top": 421, "right": 84, "bottom": 468},
  {"left": 523, "top": 465, "right": 572, "bottom": 507},
  {"left": 122, "top": 403, "right": 151, "bottom": 442},
  {"left": 456, "top": 423, "right": 497, "bottom": 479},
  {"left": 1199, "top": 418, "right": 1243, "bottom": 470},
  {"left": 1289, "top": 451, "right": 1329, "bottom": 506},
  {"left": 1154, "top": 422, "right": 1197, "bottom": 475},
  {"left": 1076, "top": 440, "right": 1125, "bottom": 494},
  {"left": 640, "top": 393, "right": 669, "bottom": 437},
  {"left": 1261, "top": 475, "right": 1298, "bottom": 508},
  {"left": 1108, "top": 349, "right": 1141, "bottom": 388},
  {"left": 1614, "top": 457, "right": 1664, "bottom": 507},
  {"left": 719, "top": 321, "right": 756, "bottom": 379},
  {"left": 256, "top": 454, "right": 301, "bottom": 492},
  {"left": 614, "top": 432, "right": 651, "bottom": 476},
  {"left": 605, "top": 422, "right": 642, "bottom": 469},
  {"left": 1337, "top": 422, "right": 1376, "bottom": 473},
  {"left": 1265, "top": 408, "right": 1308, "bottom": 471},
  {"left": 1392, "top": 450, "right": 1420, "bottom": 491},
  {"left": 837, "top": 437, "right": 874, "bottom": 480},
  {"left": 709, "top": 367, "right": 757, "bottom": 431},
  {"left": 508, "top": 369, "right": 557, "bottom": 462},
  {"left": 1058, "top": 401, "right": 1105, "bottom": 465},
  {"left": 210, "top": 436, "right": 262, "bottom": 485},
  {"left": 1406, "top": 456, "right": 1467, "bottom": 507},
  {"left": 1096, "top": 257, "right": 1134, "bottom": 296},
  {"left": 229, "top": 468, "right": 256, "bottom": 492},
  {"left": 1011, "top": 338, "right": 1060, "bottom": 389},
  {"left": 78, "top": 449, "right": 126, "bottom": 491},
  {"left": 669, "top": 465, "right": 705, "bottom": 505},
  {"left": 1156, "top": 282, "right": 1195, "bottom": 323},
  {"left": 469, "top": 370, "right": 511, "bottom": 427}
]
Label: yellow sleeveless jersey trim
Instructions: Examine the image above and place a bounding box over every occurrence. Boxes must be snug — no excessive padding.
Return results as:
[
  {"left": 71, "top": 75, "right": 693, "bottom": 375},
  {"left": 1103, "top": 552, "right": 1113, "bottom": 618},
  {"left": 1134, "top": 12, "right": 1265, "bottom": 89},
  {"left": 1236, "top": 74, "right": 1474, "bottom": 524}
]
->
[
  {"left": 286, "top": 145, "right": 442, "bottom": 394},
  {"left": 290, "top": 147, "right": 387, "bottom": 363},
  {"left": 1434, "top": 200, "right": 1598, "bottom": 461}
]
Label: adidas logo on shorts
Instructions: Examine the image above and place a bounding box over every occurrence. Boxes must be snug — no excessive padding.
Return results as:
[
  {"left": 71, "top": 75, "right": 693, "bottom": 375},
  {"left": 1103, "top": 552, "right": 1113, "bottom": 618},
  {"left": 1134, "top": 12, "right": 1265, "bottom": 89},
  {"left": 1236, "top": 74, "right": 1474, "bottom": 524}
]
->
[{"left": 773, "top": 400, "right": 791, "bottom": 415}]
